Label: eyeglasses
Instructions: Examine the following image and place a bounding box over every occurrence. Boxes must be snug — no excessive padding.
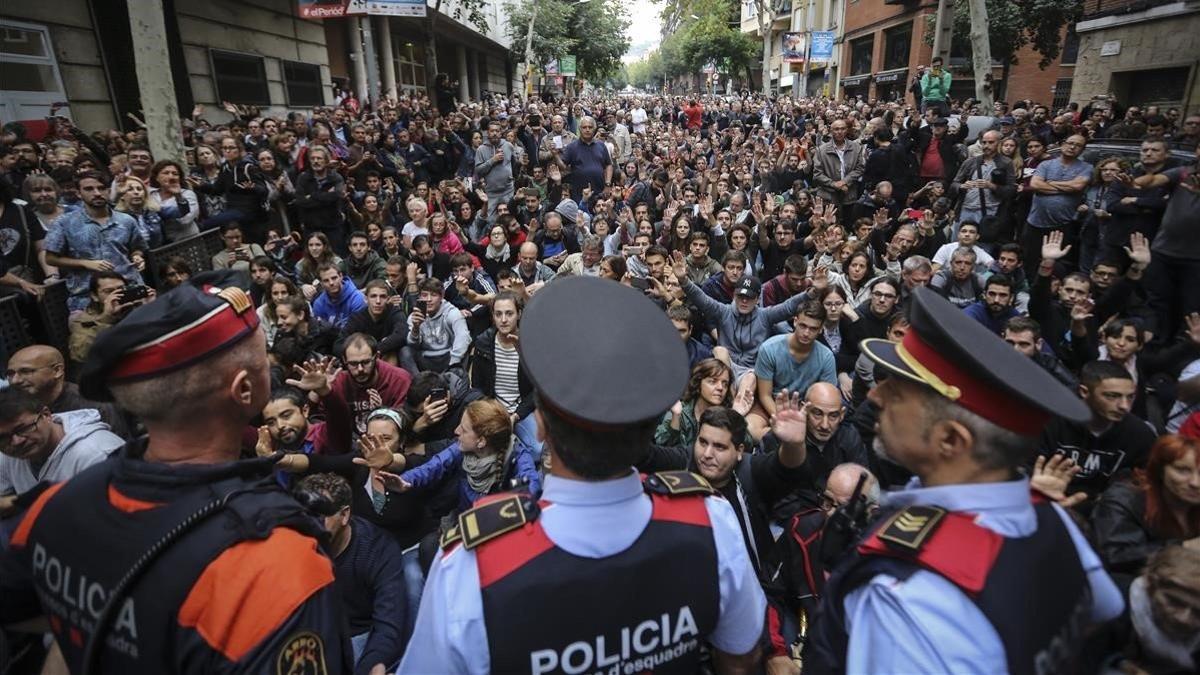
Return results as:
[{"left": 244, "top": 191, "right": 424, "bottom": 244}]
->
[
  {"left": 0, "top": 412, "right": 44, "bottom": 448},
  {"left": 872, "top": 291, "right": 897, "bottom": 299},
  {"left": 344, "top": 356, "right": 377, "bottom": 370}
]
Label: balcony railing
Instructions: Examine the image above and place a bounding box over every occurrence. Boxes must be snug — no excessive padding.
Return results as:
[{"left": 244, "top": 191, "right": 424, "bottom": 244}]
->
[{"left": 1081, "top": 0, "right": 1185, "bottom": 21}]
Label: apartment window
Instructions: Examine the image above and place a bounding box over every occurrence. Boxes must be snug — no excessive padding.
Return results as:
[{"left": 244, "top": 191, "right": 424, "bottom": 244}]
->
[
  {"left": 283, "top": 60, "right": 323, "bottom": 107},
  {"left": 210, "top": 49, "right": 270, "bottom": 105},
  {"left": 1061, "top": 27, "right": 1079, "bottom": 65},
  {"left": 393, "top": 41, "right": 426, "bottom": 95},
  {"left": 850, "top": 37, "right": 873, "bottom": 76},
  {"left": 1051, "top": 78, "right": 1072, "bottom": 110},
  {"left": 883, "top": 24, "right": 912, "bottom": 71},
  {"left": 1118, "top": 66, "right": 1189, "bottom": 105}
]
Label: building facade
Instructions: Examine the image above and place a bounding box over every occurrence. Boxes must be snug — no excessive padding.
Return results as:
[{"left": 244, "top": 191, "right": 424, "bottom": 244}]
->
[
  {"left": 0, "top": 0, "right": 514, "bottom": 132},
  {"left": 1071, "top": 0, "right": 1199, "bottom": 115}
]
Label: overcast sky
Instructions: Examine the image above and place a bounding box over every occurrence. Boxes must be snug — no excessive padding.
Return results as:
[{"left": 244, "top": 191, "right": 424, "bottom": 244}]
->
[{"left": 623, "top": 1, "right": 664, "bottom": 63}]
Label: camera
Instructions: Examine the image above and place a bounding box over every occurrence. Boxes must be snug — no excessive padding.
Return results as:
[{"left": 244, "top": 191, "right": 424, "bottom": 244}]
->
[{"left": 120, "top": 284, "right": 151, "bottom": 303}]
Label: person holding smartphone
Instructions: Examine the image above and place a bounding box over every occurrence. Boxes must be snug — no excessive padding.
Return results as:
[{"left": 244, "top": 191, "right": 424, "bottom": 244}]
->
[{"left": 401, "top": 278, "right": 471, "bottom": 375}]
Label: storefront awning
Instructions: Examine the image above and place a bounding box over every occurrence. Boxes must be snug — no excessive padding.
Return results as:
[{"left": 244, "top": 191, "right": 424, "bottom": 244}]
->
[{"left": 873, "top": 68, "right": 907, "bottom": 84}]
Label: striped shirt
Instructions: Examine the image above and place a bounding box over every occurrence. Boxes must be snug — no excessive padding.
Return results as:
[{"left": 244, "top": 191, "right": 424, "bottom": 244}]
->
[{"left": 494, "top": 337, "right": 522, "bottom": 413}]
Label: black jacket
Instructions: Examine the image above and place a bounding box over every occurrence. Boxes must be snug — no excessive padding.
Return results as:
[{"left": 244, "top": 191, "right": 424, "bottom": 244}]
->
[
  {"left": 913, "top": 125, "right": 967, "bottom": 181},
  {"left": 335, "top": 517, "right": 408, "bottom": 674},
  {"left": 1038, "top": 414, "right": 1157, "bottom": 501},
  {"left": 469, "top": 328, "right": 535, "bottom": 420},
  {"left": 337, "top": 306, "right": 407, "bottom": 356},
  {"left": 1090, "top": 480, "right": 1174, "bottom": 593},
  {"left": 294, "top": 170, "right": 346, "bottom": 232}
]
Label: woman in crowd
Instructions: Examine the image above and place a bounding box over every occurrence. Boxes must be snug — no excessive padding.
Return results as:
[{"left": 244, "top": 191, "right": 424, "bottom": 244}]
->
[
  {"left": 659, "top": 214, "right": 693, "bottom": 256},
  {"left": 380, "top": 398, "right": 541, "bottom": 514},
  {"left": 468, "top": 292, "right": 540, "bottom": 454},
  {"left": 157, "top": 256, "right": 192, "bottom": 290},
  {"left": 1092, "top": 434, "right": 1200, "bottom": 593},
  {"left": 815, "top": 285, "right": 860, "bottom": 382},
  {"left": 186, "top": 142, "right": 225, "bottom": 221},
  {"left": 113, "top": 175, "right": 163, "bottom": 249},
  {"left": 348, "top": 192, "right": 392, "bottom": 233},
  {"left": 598, "top": 254, "right": 627, "bottom": 282},
  {"left": 463, "top": 222, "right": 516, "bottom": 281},
  {"left": 427, "top": 211, "right": 463, "bottom": 255},
  {"left": 295, "top": 231, "right": 345, "bottom": 301},
  {"left": 257, "top": 275, "right": 301, "bottom": 350},
  {"left": 727, "top": 223, "right": 757, "bottom": 277},
  {"left": 829, "top": 249, "right": 877, "bottom": 307},
  {"left": 256, "top": 147, "right": 294, "bottom": 235},
  {"left": 148, "top": 159, "right": 199, "bottom": 243},
  {"left": 655, "top": 358, "right": 751, "bottom": 449}
]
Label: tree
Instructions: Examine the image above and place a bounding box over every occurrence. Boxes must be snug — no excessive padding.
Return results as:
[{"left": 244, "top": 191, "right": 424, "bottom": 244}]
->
[
  {"left": 424, "top": 0, "right": 492, "bottom": 91},
  {"left": 966, "top": 0, "right": 994, "bottom": 109},
  {"left": 925, "top": 0, "right": 1083, "bottom": 101},
  {"left": 677, "top": 0, "right": 758, "bottom": 87},
  {"left": 504, "top": 0, "right": 631, "bottom": 90},
  {"left": 750, "top": 0, "right": 777, "bottom": 96}
]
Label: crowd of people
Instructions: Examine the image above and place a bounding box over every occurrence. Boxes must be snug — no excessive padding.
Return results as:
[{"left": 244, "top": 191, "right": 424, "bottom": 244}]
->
[{"left": 0, "top": 69, "right": 1198, "bottom": 674}]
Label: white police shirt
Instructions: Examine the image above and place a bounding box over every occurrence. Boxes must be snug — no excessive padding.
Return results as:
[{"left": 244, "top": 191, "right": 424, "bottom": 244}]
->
[
  {"left": 397, "top": 470, "right": 766, "bottom": 674},
  {"left": 842, "top": 478, "right": 1124, "bottom": 674}
]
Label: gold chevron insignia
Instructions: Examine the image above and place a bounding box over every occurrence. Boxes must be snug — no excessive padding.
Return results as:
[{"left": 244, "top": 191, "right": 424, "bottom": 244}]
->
[
  {"left": 877, "top": 505, "right": 947, "bottom": 550},
  {"left": 217, "top": 287, "right": 253, "bottom": 315}
]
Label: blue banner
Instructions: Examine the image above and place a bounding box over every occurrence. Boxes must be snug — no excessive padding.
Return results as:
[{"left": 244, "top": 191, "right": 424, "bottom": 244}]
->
[{"left": 810, "top": 31, "right": 835, "bottom": 63}]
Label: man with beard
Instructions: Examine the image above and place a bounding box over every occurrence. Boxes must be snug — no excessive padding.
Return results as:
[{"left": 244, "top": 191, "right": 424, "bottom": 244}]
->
[
  {"left": 333, "top": 333, "right": 411, "bottom": 439},
  {"left": 475, "top": 122, "right": 515, "bottom": 224},
  {"left": 346, "top": 231, "right": 388, "bottom": 289},
  {"left": 804, "top": 287, "right": 1122, "bottom": 672},
  {"left": 963, "top": 274, "right": 1019, "bottom": 335},
  {"left": 1002, "top": 316, "right": 1079, "bottom": 390},
  {"left": 43, "top": 171, "right": 147, "bottom": 312},
  {"left": 985, "top": 243, "right": 1029, "bottom": 312}
]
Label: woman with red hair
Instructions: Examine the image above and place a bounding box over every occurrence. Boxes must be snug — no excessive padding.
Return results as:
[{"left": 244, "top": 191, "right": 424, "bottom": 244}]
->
[{"left": 1091, "top": 434, "right": 1200, "bottom": 591}]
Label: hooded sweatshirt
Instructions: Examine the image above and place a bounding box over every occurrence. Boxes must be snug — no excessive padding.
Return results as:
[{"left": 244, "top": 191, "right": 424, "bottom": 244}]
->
[
  {"left": 312, "top": 277, "right": 367, "bottom": 329},
  {"left": 406, "top": 299, "right": 471, "bottom": 364},
  {"left": 0, "top": 409, "right": 124, "bottom": 495},
  {"left": 683, "top": 279, "right": 810, "bottom": 368}
]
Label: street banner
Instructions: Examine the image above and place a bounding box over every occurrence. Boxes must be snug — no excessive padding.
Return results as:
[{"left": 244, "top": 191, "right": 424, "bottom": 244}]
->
[
  {"left": 810, "top": 31, "right": 835, "bottom": 62},
  {"left": 545, "top": 60, "right": 559, "bottom": 76},
  {"left": 782, "top": 32, "right": 804, "bottom": 63},
  {"left": 298, "top": 0, "right": 425, "bottom": 18},
  {"left": 560, "top": 55, "right": 577, "bottom": 77}
]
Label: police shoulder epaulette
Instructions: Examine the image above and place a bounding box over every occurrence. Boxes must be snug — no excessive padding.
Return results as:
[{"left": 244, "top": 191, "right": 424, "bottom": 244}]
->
[
  {"left": 440, "top": 523, "right": 462, "bottom": 550},
  {"left": 457, "top": 493, "right": 540, "bottom": 550},
  {"left": 643, "top": 470, "right": 716, "bottom": 497},
  {"left": 874, "top": 505, "right": 947, "bottom": 552}
]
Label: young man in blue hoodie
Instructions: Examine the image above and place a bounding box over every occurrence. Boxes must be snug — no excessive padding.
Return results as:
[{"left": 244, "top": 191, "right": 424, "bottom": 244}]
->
[{"left": 313, "top": 261, "right": 367, "bottom": 330}]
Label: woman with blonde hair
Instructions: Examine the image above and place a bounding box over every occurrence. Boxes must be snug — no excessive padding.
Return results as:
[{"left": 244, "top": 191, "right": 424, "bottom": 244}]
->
[
  {"left": 114, "top": 174, "right": 164, "bottom": 248},
  {"left": 380, "top": 398, "right": 541, "bottom": 512}
]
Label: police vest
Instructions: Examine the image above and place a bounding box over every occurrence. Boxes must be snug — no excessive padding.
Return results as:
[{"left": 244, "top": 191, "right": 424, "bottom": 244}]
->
[
  {"left": 442, "top": 471, "right": 722, "bottom": 675},
  {"left": 15, "top": 451, "right": 324, "bottom": 674},
  {"left": 803, "top": 500, "right": 1090, "bottom": 675}
]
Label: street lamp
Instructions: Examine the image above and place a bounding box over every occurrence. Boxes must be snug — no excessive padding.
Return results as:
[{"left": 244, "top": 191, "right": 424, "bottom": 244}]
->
[{"left": 524, "top": 0, "right": 591, "bottom": 97}]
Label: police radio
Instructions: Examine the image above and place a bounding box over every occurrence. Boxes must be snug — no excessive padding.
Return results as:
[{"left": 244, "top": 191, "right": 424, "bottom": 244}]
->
[{"left": 818, "top": 473, "right": 872, "bottom": 570}]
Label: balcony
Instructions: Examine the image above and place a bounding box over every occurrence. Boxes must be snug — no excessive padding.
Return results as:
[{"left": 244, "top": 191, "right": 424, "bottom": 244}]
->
[{"left": 1080, "top": 0, "right": 1191, "bottom": 20}]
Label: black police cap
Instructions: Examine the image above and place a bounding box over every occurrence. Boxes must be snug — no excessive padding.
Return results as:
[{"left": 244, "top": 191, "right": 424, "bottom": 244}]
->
[
  {"left": 79, "top": 270, "right": 259, "bottom": 401},
  {"left": 860, "top": 287, "right": 1089, "bottom": 435},
  {"left": 519, "top": 276, "right": 689, "bottom": 428}
]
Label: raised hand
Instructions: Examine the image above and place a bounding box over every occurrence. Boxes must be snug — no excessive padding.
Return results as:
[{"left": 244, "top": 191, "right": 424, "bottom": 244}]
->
[
  {"left": 255, "top": 426, "right": 274, "bottom": 458},
  {"left": 770, "top": 390, "right": 808, "bottom": 446},
  {"left": 285, "top": 357, "right": 339, "bottom": 397},
  {"left": 1040, "top": 230, "right": 1071, "bottom": 261},
  {"left": 376, "top": 471, "right": 412, "bottom": 493},
  {"left": 811, "top": 266, "right": 829, "bottom": 291},
  {"left": 1030, "top": 454, "right": 1087, "bottom": 508},
  {"left": 670, "top": 251, "right": 689, "bottom": 283},
  {"left": 1070, "top": 297, "right": 1095, "bottom": 323},
  {"left": 353, "top": 433, "right": 395, "bottom": 470},
  {"left": 1123, "top": 232, "right": 1151, "bottom": 268}
]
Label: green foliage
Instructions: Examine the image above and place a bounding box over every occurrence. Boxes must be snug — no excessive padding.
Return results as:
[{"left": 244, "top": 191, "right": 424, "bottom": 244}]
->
[
  {"left": 504, "top": 0, "right": 631, "bottom": 81},
  {"left": 924, "top": 0, "right": 1083, "bottom": 68},
  {"left": 628, "top": 0, "right": 754, "bottom": 90}
]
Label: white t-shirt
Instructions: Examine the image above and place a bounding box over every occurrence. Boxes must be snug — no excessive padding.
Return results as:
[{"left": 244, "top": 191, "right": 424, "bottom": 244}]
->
[
  {"left": 932, "top": 242, "right": 995, "bottom": 272},
  {"left": 631, "top": 107, "right": 648, "bottom": 133},
  {"left": 402, "top": 221, "right": 430, "bottom": 242}
]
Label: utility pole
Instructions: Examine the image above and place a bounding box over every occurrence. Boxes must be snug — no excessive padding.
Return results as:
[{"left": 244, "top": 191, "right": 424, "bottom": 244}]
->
[
  {"left": 126, "top": 0, "right": 185, "bottom": 162},
  {"left": 930, "top": 0, "right": 955, "bottom": 65},
  {"left": 965, "top": 0, "right": 994, "bottom": 110}
]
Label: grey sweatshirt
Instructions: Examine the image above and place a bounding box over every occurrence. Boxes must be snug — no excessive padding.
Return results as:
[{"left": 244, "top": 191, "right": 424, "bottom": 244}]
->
[
  {"left": 0, "top": 409, "right": 124, "bottom": 495},
  {"left": 683, "top": 280, "right": 810, "bottom": 368},
  {"left": 407, "top": 301, "right": 471, "bottom": 364}
]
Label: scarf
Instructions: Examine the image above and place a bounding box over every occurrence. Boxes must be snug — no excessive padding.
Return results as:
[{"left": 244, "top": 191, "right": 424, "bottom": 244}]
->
[
  {"left": 486, "top": 242, "right": 510, "bottom": 262},
  {"left": 462, "top": 450, "right": 500, "bottom": 495}
]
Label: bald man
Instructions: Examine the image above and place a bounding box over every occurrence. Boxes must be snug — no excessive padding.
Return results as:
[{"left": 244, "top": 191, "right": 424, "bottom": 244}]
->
[
  {"left": 5, "top": 345, "right": 131, "bottom": 439},
  {"left": 824, "top": 462, "right": 880, "bottom": 511}
]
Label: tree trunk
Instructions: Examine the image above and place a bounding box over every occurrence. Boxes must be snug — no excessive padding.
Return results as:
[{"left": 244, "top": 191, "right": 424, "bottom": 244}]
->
[
  {"left": 998, "top": 56, "right": 1011, "bottom": 103},
  {"left": 966, "top": 0, "right": 994, "bottom": 110}
]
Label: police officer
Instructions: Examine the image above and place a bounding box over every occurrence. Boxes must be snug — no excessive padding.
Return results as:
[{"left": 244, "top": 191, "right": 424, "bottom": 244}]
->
[
  {"left": 804, "top": 287, "right": 1125, "bottom": 673},
  {"left": 399, "top": 276, "right": 767, "bottom": 674},
  {"left": 0, "top": 271, "right": 351, "bottom": 674}
]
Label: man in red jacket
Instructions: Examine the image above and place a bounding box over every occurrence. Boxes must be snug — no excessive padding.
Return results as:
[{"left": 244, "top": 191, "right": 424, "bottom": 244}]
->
[{"left": 336, "top": 333, "right": 412, "bottom": 438}]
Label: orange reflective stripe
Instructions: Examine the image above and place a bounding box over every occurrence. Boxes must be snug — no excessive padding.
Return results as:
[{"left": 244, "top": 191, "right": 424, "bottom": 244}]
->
[
  {"left": 107, "top": 484, "right": 165, "bottom": 513},
  {"left": 10, "top": 482, "right": 66, "bottom": 548},
  {"left": 177, "top": 528, "right": 334, "bottom": 662}
]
